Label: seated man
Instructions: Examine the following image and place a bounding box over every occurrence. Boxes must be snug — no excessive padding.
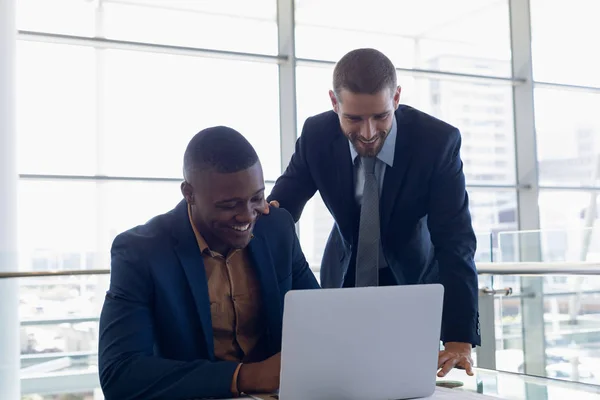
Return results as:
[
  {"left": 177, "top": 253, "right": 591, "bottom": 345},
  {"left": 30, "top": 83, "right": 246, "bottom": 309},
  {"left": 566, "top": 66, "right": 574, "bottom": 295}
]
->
[{"left": 98, "top": 126, "right": 320, "bottom": 400}]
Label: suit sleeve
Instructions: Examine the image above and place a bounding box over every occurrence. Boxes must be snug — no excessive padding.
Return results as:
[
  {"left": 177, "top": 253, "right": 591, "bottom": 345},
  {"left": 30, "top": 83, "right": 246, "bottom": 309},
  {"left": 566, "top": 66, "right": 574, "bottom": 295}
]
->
[
  {"left": 426, "top": 129, "right": 481, "bottom": 346},
  {"left": 267, "top": 119, "right": 318, "bottom": 222},
  {"left": 98, "top": 235, "right": 239, "bottom": 400}
]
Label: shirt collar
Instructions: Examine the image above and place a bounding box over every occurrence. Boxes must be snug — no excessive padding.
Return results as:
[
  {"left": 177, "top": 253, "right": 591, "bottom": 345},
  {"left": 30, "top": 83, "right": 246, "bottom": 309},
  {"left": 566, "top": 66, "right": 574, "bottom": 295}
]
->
[{"left": 348, "top": 114, "right": 397, "bottom": 167}]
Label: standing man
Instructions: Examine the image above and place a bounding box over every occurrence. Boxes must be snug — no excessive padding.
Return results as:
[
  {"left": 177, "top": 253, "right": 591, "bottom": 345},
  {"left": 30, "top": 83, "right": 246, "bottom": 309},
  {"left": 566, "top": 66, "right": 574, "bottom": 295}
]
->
[{"left": 268, "top": 48, "right": 480, "bottom": 377}]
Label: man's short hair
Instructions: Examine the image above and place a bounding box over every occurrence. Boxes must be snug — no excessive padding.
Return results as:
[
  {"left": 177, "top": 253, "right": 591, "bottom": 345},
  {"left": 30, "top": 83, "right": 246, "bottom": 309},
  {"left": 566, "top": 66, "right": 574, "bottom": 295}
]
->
[
  {"left": 332, "top": 48, "right": 397, "bottom": 98},
  {"left": 183, "top": 126, "right": 259, "bottom": 180}
]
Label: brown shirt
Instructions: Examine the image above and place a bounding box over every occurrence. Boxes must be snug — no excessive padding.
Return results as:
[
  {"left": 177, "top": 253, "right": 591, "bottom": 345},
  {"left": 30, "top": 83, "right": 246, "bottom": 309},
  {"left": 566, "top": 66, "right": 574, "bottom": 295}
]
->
[{"left": 188, "top": 206, "right": 267, "bottom": 363}]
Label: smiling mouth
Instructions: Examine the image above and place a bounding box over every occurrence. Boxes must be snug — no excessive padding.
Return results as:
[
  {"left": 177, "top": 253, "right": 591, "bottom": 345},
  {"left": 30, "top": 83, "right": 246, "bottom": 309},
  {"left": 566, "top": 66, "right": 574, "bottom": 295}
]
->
[
  {"left": 358, "top": 137, "right": 378, "bottom": 144},
  {"left": 230, "top": 224, "right": 251, "bottom": 232}
]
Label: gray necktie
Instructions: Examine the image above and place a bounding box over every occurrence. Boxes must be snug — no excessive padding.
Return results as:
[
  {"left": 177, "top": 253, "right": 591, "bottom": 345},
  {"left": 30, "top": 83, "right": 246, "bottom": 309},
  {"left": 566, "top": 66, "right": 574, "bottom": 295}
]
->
[{"left": 355, "top": 157, "right": 379, "bottom": 287}]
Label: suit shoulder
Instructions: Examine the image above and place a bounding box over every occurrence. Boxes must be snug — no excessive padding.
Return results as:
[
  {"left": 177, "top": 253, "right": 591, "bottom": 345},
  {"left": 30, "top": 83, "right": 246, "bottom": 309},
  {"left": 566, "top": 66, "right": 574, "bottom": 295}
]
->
[
  {"left": 111, "top": 208, "right": 174, "bottom": 253},
  {"left": 256, "top": 207, "right": 295, "bottom": 231},
  {"left": 399, "top": 105, "right": 461, "bottom": 146},
  {"left": 299, "top": 110, "right": 339, "bottom": 140}
]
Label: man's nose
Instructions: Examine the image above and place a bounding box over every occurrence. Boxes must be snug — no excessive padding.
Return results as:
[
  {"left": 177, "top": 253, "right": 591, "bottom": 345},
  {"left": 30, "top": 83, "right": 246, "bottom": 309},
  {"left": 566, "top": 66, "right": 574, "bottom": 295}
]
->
[
  {"left": 360, "top": 120, "right": 377, "bottom": 140},
  {"left": 236, "top": 204, "right": 258, "bottom": 223}
]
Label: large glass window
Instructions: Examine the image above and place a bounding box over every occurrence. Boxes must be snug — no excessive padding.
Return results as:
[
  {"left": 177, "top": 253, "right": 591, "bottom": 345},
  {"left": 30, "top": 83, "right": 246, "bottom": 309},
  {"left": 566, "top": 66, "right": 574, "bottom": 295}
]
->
[
  {"left": 101, "top": 50, "right": 281, "bottom": 180},
  {"left": 295, "top": 0, "right": 512, "bottom": 77},
  {"left": 17, "top": 0, "right": 97, "bottom": 36},
  {"left": 102, "top": 0, "right": 278, "bottom": 54},
  {"left": 530, "top": 0, "right": 600, "bottom": 87},
  {"left": 535, "top": 88, "right": 600, "bottom": 188},
  {"left": 16, "top": 42, "right": 96, "bottom": 175}
]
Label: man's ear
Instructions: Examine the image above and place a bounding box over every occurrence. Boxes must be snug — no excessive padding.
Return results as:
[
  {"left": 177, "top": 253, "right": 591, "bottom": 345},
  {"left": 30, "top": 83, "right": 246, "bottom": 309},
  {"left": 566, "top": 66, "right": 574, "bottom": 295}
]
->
[
  {"left": 181, "top": 181, "right": 194, "bottom": 204},
  {"left": 329, "top": 90, "right": 339, "bottom": 113},
  {"left": 393, "top": 85, "right": 401, "bottom": 109}
]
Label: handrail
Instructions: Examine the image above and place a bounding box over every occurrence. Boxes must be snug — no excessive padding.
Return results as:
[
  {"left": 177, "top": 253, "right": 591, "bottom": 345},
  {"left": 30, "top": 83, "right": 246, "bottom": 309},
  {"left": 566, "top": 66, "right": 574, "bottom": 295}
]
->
[
  {"left": 476, "top": 261, "right": 600, "bottom": 275},
  {"left": 0, "top": 269, "right": 110, "bottom": 278},
  {"left": 2, "top": 261, "right": 600, "bottom": 279}
]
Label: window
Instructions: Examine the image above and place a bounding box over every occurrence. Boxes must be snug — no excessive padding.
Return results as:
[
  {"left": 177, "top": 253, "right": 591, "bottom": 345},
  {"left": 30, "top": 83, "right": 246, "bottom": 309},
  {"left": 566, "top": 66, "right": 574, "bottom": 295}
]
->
[
  {"left": 17, "top": 180, "right": 275, "bottom": 268},
  {"left": 101, "top": 50, "right": 281, "bottom": 180},
  {"left": 535, "top": 88, "right": 600, "bottom": 188},
  {"left": 17, "top": 0, "right": 96, "bottom": 36},
  {"left": 16, "top": 42, "right": 96, "bottom": 175},
  {"left": 531, "top": 0, "right": 600, "bottom": 87},
  {"left": 296, "top": 66, "right": 516, "bottom": 186},
  {"left": 295, "top": 0, "right": 511, "bottom": 76},
  {"left": 102, "top": 0, "right": 278, "bottom": 55}
]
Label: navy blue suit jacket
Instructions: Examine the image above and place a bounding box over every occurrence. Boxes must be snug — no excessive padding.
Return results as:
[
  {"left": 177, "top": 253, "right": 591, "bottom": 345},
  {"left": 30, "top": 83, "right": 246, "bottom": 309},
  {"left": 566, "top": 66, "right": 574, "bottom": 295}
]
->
[
  {"left": 268, "top": 105, "right": 481, "bottom": 346},
  {"left": 98, "top": 200, "right": 319, "bottom": 400}
]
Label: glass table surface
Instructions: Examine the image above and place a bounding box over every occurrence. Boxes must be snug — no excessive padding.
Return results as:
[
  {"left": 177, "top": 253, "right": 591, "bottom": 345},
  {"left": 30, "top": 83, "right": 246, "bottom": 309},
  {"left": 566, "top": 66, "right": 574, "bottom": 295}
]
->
[{"left": 442, "top": 368, "right": 600, "bottom": 399}]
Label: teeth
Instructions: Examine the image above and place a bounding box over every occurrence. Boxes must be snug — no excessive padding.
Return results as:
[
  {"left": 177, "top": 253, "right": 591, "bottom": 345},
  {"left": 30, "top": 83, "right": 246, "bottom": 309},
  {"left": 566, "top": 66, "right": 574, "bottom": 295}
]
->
[
  {"left": 360, "top": 138, "right": 377, "bottom": 143},
  {"left": 232, "top": 224, "right": 250, "bottom": 232}
]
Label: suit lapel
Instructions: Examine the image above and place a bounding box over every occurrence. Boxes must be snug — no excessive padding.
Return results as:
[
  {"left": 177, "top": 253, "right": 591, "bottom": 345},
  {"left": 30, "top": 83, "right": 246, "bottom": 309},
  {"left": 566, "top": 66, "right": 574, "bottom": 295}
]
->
[
  {"left": 331, "top": 134, "right": 359, "bottom": 234},
  {"left": 247, "top": 234, "right": 283, "bottom": 348},
  {"left": 381, "top": 109, "right": 413, "bottom": 233},
  {"left": 171, "top": 201, "right": 215, "bottom": 359}
]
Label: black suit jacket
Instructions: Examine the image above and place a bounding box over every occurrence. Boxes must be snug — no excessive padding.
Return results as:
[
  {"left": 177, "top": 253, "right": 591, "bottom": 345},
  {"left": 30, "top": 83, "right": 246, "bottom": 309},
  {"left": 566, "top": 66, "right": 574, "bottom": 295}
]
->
[
  {"left": 98, "top": 201, "right": 319, "bottom": 399},
  {"left": 269, "top": 105, "right": 481, "bottom": 345}
]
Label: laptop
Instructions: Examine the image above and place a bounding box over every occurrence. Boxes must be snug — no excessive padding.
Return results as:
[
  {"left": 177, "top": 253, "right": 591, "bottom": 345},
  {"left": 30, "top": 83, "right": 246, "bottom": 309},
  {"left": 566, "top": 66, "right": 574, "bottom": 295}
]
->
[{"left": 266, "top": 284, "right": 444, "bottom": 400}]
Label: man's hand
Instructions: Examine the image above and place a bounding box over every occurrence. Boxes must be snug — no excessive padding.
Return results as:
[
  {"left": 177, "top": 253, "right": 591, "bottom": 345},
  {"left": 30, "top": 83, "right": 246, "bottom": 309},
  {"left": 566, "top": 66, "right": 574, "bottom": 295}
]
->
[
  {"left": 237, "top": 352, "right": 281, "bottom": 394},
  {"left": 262, "top": 200, "right": 280, "bottom": 215},
  {"left": 437, "top": 342, "right": 474, "bottom": 377}
]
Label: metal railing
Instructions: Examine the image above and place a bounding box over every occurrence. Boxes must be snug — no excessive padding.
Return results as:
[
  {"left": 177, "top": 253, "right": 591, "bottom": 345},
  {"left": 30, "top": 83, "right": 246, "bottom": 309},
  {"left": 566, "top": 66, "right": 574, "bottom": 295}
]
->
[{"left": 2, "top": 261, "right": 600, "bottom": 279}]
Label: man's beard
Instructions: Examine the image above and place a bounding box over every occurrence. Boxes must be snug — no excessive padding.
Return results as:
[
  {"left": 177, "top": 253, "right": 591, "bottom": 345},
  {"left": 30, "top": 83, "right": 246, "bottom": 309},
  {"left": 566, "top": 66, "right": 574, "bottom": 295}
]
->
[{"left": 348, "top": 130, "right": 389, "bottom": 157}]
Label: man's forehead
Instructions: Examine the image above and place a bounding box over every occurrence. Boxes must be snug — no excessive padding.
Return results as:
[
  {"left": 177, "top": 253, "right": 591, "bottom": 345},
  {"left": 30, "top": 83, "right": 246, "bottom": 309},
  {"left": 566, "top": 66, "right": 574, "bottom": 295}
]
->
[
  {"left": 193, "top": 166, "right": 264, "bottom": 197},
  {"left": 338, "top": 90, "right": 394, "bottom": 115}
]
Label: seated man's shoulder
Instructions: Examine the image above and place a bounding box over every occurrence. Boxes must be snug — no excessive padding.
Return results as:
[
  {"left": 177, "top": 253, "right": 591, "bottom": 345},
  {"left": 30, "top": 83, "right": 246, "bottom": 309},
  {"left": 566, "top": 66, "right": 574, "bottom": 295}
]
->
[
  {"left": 255, "top": 206, "right": 295, "bottom": 236},
  {"left": 111, "top": 206, "right": 176, "bottom": 253},
  {"left": 254, "top": 207, "right": 296, "bottom": 241}
]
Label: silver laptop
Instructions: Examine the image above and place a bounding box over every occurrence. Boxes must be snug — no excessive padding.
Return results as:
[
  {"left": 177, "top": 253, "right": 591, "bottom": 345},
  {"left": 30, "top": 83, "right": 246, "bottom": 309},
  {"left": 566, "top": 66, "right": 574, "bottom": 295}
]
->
[{"left": 276, "top": 284, "right": 444, "bottom": 400}]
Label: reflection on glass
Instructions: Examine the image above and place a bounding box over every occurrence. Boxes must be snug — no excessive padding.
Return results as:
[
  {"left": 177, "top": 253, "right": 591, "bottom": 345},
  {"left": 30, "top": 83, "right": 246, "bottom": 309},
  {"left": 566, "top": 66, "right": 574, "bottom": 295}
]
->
[
  {"left": 445, "top": 367, "right": 600, "bottom": 399},
  {"left": 295, "top": 0, "right": 511, "bottom": 76}
]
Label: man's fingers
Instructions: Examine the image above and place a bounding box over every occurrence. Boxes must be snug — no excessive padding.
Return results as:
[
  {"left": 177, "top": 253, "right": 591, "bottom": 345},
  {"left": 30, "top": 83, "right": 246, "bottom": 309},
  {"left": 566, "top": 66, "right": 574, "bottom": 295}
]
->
[
  {"left": 437, "top": 357, "right": 457, "bottom": 377},
  {"left": 457, "top": 358, "right": 474, "bottom": 376},
  {"left": 437, "top": 351, "right": 453, "bottom": 369},
  {"left": 262, "top": 200, "right": 271, "bottom": 214},
  {"left": 270, "top": 200, "right": 280, "bottom": 208}
]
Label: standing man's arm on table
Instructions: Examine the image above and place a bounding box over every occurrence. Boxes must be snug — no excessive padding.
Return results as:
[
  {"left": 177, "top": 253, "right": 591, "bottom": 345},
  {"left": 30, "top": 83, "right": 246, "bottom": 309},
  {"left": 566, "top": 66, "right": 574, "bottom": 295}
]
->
[
  {"left": 98, "top": 234, "right": 240, "bottom": 400},
  {"left": 426, "top": 129, "right": 480, "bottom": 377},
  {"left": 267, "top": 120, "right": 318, "bottom": 222}
]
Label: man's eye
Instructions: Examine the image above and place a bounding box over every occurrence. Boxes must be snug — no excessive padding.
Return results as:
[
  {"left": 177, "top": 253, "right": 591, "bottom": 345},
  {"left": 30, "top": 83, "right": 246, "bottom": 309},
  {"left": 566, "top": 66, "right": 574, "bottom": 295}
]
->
[{"left": 217, "top": 203, "right": 236, "bottom": 209}]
